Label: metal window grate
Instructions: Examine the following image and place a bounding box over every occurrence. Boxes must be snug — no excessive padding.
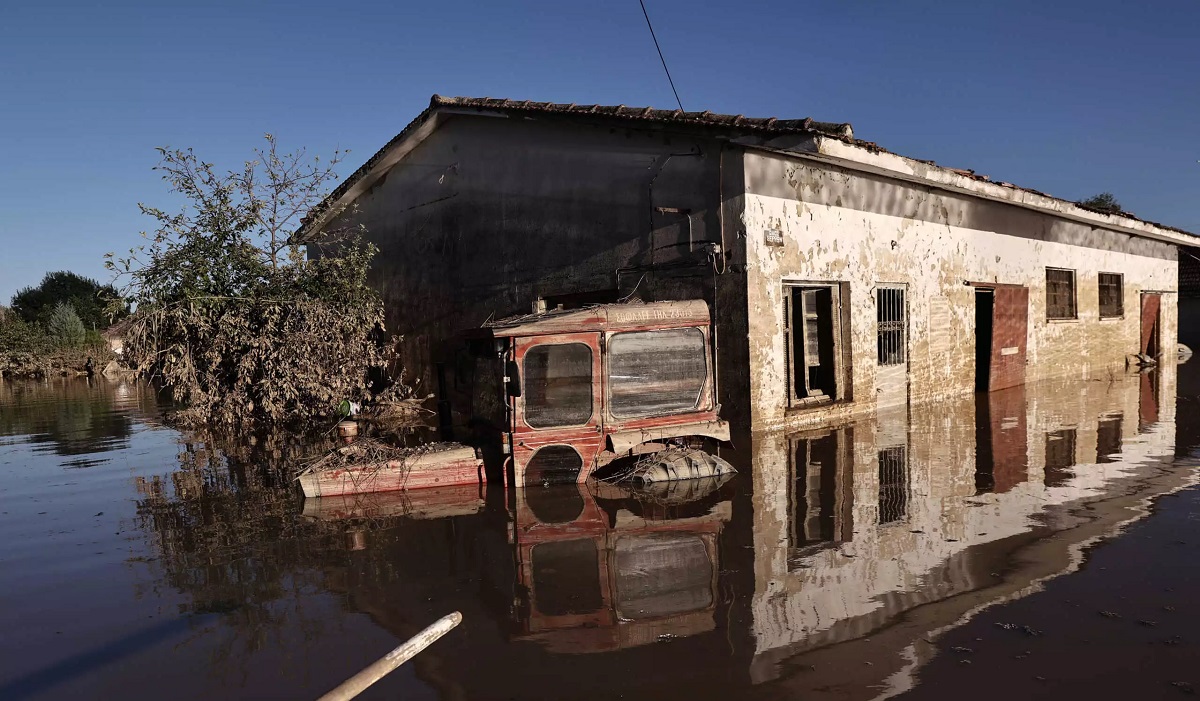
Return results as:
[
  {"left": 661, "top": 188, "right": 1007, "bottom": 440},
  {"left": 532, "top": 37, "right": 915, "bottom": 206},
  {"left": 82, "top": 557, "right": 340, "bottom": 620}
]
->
[
  {"left": 876, "top": 287, "right": 906, "bottom": 365},
  {"left": 1099, "top": 272, "right": 1123, "bottom": 318},
  {"left": 1046, "top": 268, "right": 1077, "bottom": 320},
  {"left": 877, "top": 445, "right": 908, "bottom": 524}
]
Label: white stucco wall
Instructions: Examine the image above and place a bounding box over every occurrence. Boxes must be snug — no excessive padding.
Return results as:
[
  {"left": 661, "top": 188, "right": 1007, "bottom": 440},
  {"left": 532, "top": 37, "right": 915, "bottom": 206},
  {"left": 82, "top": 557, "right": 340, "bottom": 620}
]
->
[{"left": 741, "top": 150, "right": 1179, "bottom": 430}]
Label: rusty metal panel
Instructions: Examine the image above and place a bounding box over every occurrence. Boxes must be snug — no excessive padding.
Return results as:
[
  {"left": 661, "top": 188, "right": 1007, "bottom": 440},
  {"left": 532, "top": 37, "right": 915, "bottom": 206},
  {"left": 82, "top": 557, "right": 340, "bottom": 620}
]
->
[
  {"left": 488, "top": 300, "right": 710, "bottom": 338},
  {"left": 989, "top": 286, "right": 1028, "bottom": 392},
  {"left": 512, "top": 332, "right": 606, "bottom": 487}
]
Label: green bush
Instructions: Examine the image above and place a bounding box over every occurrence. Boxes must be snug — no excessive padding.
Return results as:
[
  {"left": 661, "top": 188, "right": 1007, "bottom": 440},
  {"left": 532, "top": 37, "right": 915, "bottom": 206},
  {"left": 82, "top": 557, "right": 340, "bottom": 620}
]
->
[{"left": 0, "top": 316, "right": 51, "bottom": 353}]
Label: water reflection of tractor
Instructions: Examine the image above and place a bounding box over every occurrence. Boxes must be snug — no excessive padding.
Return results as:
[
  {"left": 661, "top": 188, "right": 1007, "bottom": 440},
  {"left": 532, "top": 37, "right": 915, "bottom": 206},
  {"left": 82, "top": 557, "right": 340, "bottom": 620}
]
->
[
  {"left": 512, "top": 478, "right": 732, "bottom": 653},
  {"left": 301, "top": 475, "right": 734, "bottom": 654},
  {"left": 300, "top": 301, "right": 733, "bottom": 497}
]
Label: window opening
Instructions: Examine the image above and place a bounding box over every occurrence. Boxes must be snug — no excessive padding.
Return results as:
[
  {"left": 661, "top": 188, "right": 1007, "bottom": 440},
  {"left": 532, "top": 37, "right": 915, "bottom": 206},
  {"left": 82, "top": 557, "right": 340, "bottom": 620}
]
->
[
  {"left": 531, "top": 540, "right": 603, "bottom": 616},
  {"left": 1046, "top": 268, "right": 1077, "bottom": 320},
  {"left": 878, "top": 445, "right": 908, "bottom": 525},
  {"left": 1044, "top": 429, "right": 1077, "bottom": 487},
  {"left": 784, "top": 285, "right": 844, "bottom": 406},
  {"left": 876, "top": 286, "right": 906, "bottom": 366},
  {"left": 788, "top": 429, "right": 854, "bottom": 565},
  {"left": 614, "top": 534, "right": 713, "bottom": 619},
  {"left": 608, "top": 328, "right": 706, "bottom": 419},
  {"left": 1096, "top": 415, "right": 1122, "bottom": 464},
  {"left": 523, "top": 343, "right": 593, "bottom": 428},
  {"left": 1098, "top": 273, "right": 1123, "bottom": 318}
]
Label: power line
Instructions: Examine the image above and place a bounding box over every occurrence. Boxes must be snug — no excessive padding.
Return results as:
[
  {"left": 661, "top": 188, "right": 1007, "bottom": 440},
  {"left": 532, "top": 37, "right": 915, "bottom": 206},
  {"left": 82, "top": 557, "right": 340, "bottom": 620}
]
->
[{"left": 638, "top": 0, "right": 684, "bottom": 112}]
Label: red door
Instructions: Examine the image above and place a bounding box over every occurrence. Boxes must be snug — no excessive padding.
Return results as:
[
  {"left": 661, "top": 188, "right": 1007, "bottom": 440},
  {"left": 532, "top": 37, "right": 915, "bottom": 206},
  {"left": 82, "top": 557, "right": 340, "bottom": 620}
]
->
[
  {"left": 1140, "top": 293, "right": 1161, "bottom": 357},
  {"left": 989, "top": 286, "right": 1029, "bottom": 392},
  {"left": 511, "top": 332, "right": 605, "bottom": 489}
]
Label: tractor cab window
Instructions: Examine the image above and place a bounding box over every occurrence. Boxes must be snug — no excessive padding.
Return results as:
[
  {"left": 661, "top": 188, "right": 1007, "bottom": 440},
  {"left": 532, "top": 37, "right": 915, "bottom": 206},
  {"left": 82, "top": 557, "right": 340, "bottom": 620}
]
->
[
  {"left": 523, "top": 343, "right": 594, "bottom": 428},
  {"left": 608, "top": 328, "right": 707, "bottom": 419}
]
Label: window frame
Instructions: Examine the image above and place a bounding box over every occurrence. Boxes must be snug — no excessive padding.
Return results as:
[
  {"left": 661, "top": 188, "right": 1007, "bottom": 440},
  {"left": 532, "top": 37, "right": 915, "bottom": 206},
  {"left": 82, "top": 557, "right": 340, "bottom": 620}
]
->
[
  {"left": 520, "top": 341, "right": 596, "bottom": 430},
  {"left": 1045, "top": 267, "right": 1078, "bottom": 321},
  {"left": 787, "top": 427, "right": 855, "bottom": 566},
  {"left": 783, "top": 281, "right": 851, "bottom": 409},
  {"left": 875, "top": 285, "right": 908, "bottom": 366},
  {"left": 1098, "top": 272, "right": 1124, "bottom": 319},
  {"left": 877, "top": 444, "right": 910, "bottom": 526}
]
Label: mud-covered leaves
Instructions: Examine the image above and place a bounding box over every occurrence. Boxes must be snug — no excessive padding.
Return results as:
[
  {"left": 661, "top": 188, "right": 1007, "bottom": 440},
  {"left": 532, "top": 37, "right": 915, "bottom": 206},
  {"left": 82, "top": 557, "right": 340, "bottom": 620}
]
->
[{"left": 110, "top": 137, "right": 407, "bottom": 427}]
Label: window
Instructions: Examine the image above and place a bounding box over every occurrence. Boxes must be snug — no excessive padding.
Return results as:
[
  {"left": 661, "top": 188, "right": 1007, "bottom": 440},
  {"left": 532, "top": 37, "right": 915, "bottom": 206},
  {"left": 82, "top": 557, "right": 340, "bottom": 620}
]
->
[
  {"left": 523, "top": 343, "right": 593, "bottom": 428},
  {"left": 878, "top": 446, "right": 909, "bottom": 524},
  {"left": 876, "top": 286, "right": 906, "bottom": 365},
  {"left": 531, "top": 540, "right": 603, "bottom": 616},
  {"left": 1099, "top": 272, "right": 1124, "bottom": 318},
  {"left": 608, "top": 328, "right": 707, "bottom": 418},
  {"left": 1044, "top": 429, "right": 1077, "bottom": 488},
  {"left": 1046, "top": 268, "right": 1077, "bottom": 320},
  {"left": 615, "top": 534, "right": 713, "bottom": 619},
  {"left": 1096, "top": 415, "right": 1122, "bottom": 464},
  {"left": 784, "top": 284, "right": 849, "bottom": 407},
  {"left": 789, "top": 429, "right": 854, "bottom": 560}
]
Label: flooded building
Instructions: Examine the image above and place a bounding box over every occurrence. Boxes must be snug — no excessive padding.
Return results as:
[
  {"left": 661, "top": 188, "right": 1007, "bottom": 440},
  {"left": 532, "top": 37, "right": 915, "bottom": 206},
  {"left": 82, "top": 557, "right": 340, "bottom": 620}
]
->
[{"left": 304, "top": 96, "right": 1194, "bottom": 431}]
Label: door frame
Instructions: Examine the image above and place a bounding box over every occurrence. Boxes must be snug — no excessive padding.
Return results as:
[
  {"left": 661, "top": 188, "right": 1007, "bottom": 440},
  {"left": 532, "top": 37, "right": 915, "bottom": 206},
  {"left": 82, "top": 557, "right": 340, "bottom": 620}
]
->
[{"left": 968, "top": 281, "right": 1030, "bottom": 392}]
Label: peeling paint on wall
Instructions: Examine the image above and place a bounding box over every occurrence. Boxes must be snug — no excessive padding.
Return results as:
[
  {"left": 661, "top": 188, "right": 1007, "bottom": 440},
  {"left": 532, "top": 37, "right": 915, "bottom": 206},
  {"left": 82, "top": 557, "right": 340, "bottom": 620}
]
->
[{"left": 742, "top": 151, "right": 1179, "bottom": 431}]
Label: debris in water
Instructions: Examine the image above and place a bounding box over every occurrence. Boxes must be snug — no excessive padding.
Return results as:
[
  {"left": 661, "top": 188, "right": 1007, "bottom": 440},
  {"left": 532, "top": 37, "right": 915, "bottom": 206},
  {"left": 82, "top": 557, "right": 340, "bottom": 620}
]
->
[{"left": 596, "top": 446, "right": 735, "bottom": 486}]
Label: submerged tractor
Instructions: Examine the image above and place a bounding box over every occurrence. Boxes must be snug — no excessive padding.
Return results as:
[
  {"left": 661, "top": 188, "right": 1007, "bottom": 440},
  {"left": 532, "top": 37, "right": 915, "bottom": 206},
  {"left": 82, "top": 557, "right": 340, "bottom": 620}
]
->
[{"left": 299, "top": 300, "right": 733, "bottom": 498}]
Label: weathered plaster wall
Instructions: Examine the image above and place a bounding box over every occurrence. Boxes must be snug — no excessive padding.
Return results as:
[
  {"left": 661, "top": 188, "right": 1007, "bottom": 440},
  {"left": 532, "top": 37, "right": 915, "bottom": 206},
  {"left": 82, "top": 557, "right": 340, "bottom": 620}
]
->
[
  {"left": 742, "top": 151, "right": 1179, "bottom": 430},
  {"left": 746, "top": 368, "right": 1180, "bottom": 684},
  {"left": 320, "top": 115, "right": 749, "bottom": 424}
]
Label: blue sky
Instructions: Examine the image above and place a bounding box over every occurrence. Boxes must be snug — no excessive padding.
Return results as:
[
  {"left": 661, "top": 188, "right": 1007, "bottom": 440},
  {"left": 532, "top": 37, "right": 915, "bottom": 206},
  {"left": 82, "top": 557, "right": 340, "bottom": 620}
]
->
[{"left": 2, "top": 0, "right": 1197, "bottom": 304}]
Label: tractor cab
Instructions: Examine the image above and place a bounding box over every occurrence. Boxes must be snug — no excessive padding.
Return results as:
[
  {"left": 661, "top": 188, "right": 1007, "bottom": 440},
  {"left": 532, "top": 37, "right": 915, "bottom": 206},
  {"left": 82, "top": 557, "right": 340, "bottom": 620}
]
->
[{"left": 473, "top": 300, "right": 730, "bottom": 489}]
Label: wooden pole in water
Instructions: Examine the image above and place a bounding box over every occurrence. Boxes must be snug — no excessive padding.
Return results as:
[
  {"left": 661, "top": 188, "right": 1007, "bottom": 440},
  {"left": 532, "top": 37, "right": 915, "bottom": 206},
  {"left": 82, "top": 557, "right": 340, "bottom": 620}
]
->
[{"left": 317, "top": 612, "right": 462, "bottom": 701}]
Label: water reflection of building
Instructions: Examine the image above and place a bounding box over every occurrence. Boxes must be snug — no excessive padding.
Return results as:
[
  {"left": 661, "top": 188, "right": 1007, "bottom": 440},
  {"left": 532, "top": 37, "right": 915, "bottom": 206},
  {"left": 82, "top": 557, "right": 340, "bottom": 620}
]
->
[{"left": 747, "top": 365, "right": 1184, "bottom": 695}]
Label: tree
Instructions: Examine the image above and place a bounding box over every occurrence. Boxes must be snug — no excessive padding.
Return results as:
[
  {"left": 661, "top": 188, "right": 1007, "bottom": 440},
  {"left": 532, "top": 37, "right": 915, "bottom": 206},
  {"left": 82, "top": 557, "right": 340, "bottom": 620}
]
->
[
  {"left": 46, "top": 302, "right": 87, "bottom": 348},
  {"left": 10, "top": 271, "right": 126, "bottom": 330},
  {"left": 107, "top": 136, "right": 408, "bottom": 427},
  {"left": 1079, "top": 192, "right": 1122, "bottom": 214}
]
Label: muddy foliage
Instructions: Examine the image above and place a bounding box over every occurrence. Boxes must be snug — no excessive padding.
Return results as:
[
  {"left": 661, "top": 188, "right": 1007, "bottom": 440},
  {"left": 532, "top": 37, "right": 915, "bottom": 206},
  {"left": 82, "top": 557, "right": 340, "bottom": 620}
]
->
[
  {"left": 110, "top": 136, "right": 413, "bottom": 428},
  {"left": 121, "top": 291, "right": 394, "bottom": 427}
]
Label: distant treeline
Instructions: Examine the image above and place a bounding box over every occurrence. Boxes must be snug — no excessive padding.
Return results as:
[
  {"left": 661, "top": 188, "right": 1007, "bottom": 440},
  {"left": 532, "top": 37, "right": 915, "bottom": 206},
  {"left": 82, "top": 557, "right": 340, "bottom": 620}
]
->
[{"left": 0, "top": 271, "right": 125, "bottom": 377}]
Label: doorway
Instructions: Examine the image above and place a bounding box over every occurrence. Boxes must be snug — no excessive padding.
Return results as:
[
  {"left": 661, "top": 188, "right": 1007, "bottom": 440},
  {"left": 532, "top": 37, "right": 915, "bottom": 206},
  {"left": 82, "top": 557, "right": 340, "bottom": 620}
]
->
[
  {"left": 974, "top": 284, "right": 1029, "bottom": 392},
  {"left": 975, "top": 289, "right": 994, "bottom": 391}
]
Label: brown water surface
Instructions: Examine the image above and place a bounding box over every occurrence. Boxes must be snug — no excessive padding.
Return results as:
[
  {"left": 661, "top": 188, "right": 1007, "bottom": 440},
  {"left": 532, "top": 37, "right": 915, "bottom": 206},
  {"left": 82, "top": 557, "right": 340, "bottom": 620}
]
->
[{"left": 0, "top": 365, "right": 1197, "bottom": 700}]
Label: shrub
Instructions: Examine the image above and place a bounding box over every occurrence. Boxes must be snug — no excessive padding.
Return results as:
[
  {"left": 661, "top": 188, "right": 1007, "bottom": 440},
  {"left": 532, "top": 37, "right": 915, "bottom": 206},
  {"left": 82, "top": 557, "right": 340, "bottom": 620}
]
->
[
  {"left": 47, "top": 302, "right": 87, "bottom": 348},
  {"left": 0, "top": 315, "right": 51, "bottom": 353},
  {"left": 109, "top": 136, "right": 408, "bottom": 427}
]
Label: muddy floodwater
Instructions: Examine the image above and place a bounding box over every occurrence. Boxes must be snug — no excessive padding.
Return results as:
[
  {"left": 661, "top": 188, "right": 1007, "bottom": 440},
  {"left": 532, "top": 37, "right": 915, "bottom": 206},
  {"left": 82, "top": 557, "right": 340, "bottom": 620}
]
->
[{"left": 1, "top": 366, "right": 1198, "bottom": 700}]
